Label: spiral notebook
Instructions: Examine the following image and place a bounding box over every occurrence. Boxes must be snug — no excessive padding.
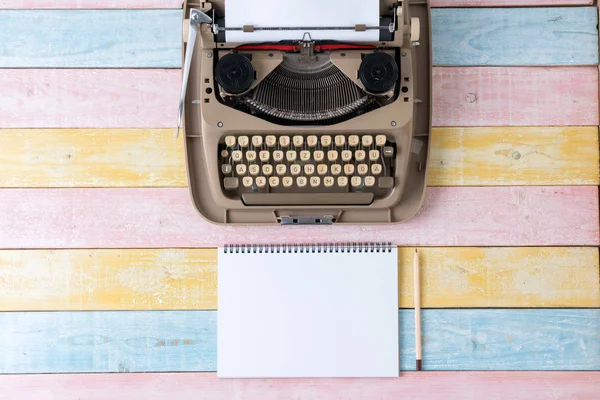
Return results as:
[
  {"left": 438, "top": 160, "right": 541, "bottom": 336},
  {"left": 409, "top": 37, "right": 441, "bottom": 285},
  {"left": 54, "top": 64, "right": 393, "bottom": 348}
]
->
[{"left": 218, "top": 243, "right": 399, "bottom": 378}]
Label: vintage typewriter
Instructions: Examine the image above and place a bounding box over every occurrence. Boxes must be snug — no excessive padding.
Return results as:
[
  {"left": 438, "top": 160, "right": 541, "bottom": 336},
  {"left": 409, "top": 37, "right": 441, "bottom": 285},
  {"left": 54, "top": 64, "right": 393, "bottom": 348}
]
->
[{"left": 177, "top": 0, "right": 431, "bottom": 225}]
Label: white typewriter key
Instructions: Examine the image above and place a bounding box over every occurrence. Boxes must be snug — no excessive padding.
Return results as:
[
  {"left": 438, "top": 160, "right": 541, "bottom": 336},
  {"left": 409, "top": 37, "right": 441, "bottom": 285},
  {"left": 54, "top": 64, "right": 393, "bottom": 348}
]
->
[
  {"left": 314, "top": 150, "right": 325, "bottom": 162},
  {"left": 283, "top": 176, "right": 293, "bottom": 188},
  {"left": 372, "top": 164, "right": 383, "bottom": 175},
  {"left": 317, "top": 164, "right": 328, "bottom": 176},
  {"left": 269, "top": 176, "right": 280, "bottom": 187},
  {"left": 273, "top": 150, "right": 284, "bottom": 162},
  {"left": 300, "top": 150, "right": 311, "bottom": 162},
  {"left": 286, "top": 150, "right": 297, "bottom": 162},
  {"left": 344, "top": 164, "right": 355, "bottom": 175},
  {"left": 279, "top": 136, "right": 290, "bottom": 147},
  {"left": 297, "top": 176, "right": 308, "bottom": 187},
  {"left": 243, "top": 176, "right": 253, "bottom": 187},
  {"left": 262, "top": 164, "right": 273, "bottom": 176},
  {"left": 335, "top": 135, "right": 346, "bottom": 147},
  {"left": 362, "top": 135, "right": 373, "bottom": 147},
  {"left": 252, "top": 136, "right": 263, "bottom": 147},
  {"left": 256, "top": 177, "right": 267, "bottom": 188},
  {"left": 357, "top": 164, "right": 369, "bottom": 175},
  {"left": 365, "top": 176, "right": 376, "bottom": 187},
  {"left": 232, "top": 151, "right": 243, "bottom": 162},
  {"left": 276, "top": 164, "right": 287, "bottom": 175},
  {"left": 327, "top": 150, "right": 338, "bottom": 162},
  {"left": 338, "top": 176, "right": 349, "bottom": 187},
  {"left": 324, "top": 176, "right": 335, "bottom": 187},
  {"left": 331, "top": 164, "right": 342, "bottom": 175},
  {"left": 349, "top": 135, "right": 360, "bottom": 147},
  {"left": 225, "top": 136, "right": 236, "bottom": 147},
  {"left": 369, "top": 150, "right": 380, "bottom": 161},
  {"left": 310, "top": 176, "right": 321, "bottom": 188},
  {"left": 266, "top": 135, "right": 277, "bottom": 147},
  {"left": 246, "top": 151, "right": 256, "bottom": 162},
  {"left": 293, "top": 135, "right": 304, "bottom": 147},
  {"left": 321, "top": 135, "right": 332, "bottom": 147},
  {"left": 304, "top": 164, "right": 315, "bottom": 175},
  {"left": 290, "top": 164, "right": 302, "bottom": 176},
  {"left": 355, "top": 150, "right": 366, "bottom": 161},
  {"left": 307, "top": 135, "right": 318, "bottom": 147},
  {"left": 238, "top": 136, "right": 249, "bottom": 147},
  {"left": 351, "top": 176, "right": 362, "bottom": 187},
  {"left": 376, "top": 135, "right": 387, "bottom": 146},
  {"left": 249, "top": 165, "right": 260, "bottom": 176},
  {"left": 259, "top": 151, "right": 270, "bottom": 162},
  {"left": 236, "top": 164, "right": 247, "bottom": 175},
  {"left": 341, "top": 150, "right": 353, "bottom": 162}
]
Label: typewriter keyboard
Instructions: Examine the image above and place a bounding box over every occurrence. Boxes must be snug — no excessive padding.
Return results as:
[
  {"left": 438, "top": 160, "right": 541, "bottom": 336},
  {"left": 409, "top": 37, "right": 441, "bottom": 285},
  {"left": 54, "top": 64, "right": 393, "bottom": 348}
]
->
[{"left": 218, "top": 134, "right": 396, "bottom": 206}]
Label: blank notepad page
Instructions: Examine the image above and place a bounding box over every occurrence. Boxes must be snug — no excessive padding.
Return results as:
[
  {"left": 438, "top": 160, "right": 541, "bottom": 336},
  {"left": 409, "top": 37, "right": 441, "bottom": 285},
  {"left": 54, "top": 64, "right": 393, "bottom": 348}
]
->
[{"left": 217, "top": 245, "right": 399, "bottom": 378}]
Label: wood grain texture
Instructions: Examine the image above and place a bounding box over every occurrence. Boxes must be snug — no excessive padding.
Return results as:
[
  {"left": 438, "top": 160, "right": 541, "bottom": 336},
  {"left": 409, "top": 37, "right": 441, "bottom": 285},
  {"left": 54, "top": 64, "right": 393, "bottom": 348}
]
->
[
  {"left": 0, "top": 10, "right": 181, "bottom": 68},
  {"left": 433, "top": 67, "right": 599, "bottom": 126},
  {"left": 429, "top": 127, "right": 600, "bottom": 186},
  {"left": 0, "top": 68, "right": 596, "bottom": 128},
  {"left": 0, "top": 309, "right": 598, "bottom": 373},
  {"left": 0, "top": 129, "right": 186, "bottom": 187},
  {"left": 1, "top": 248, "right": 597, "bottom": 311},
  {"left": 0, "top": 70, "right": 180, "bottom": 129},
  {"left": 0, "top": 187, "right": 597, "bottom": 248},
  {"left": 432, "top": 8, "right": 598, "bottom": 66},
  {"left": 432, "top": 0, "right": 592, "bottom": 5},
  {"left": 1, "top": 372, "right": 599, "bottom": 400},
  {"left": 1, "top": 127, "right": 597, "bottom": 187},
  {"left": 0, "top": 0, "right": 183, "bottom": 8}
]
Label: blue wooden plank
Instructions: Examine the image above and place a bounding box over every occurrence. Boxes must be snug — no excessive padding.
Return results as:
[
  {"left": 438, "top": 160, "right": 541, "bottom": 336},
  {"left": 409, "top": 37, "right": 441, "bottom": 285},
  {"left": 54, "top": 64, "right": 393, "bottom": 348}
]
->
[
  {"left": 432, "top": 7, "right": 599, "bottom": 66},
  {"left": 0, "top": 310, "right": 597, "bottom": 373},
  {"left": 0, "top": 10, "right": 182, "bottom": 68}
]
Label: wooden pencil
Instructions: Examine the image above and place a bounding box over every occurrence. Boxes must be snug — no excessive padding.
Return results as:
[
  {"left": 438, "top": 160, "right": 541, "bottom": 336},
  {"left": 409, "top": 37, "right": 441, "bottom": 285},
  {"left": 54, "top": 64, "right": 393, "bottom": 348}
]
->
[{"left": 414, "top": 248, "right": 422, "bottom": 371}]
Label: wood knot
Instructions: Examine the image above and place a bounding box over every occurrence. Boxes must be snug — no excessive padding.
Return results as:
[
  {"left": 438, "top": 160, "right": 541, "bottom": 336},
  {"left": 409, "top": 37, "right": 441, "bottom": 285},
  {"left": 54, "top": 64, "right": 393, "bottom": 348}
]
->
[
  {"left": 511, "top": 151, "right": 522, "bottom": 160},
  {"left": 465, "top": 93, "right": 478, "bottom": 103}
]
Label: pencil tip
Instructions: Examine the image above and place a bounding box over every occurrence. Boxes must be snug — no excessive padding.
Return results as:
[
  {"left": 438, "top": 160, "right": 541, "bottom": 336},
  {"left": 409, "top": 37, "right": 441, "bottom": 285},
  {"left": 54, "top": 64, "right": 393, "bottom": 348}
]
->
[{"left": 415, "top": 249, "right": 418, "bottom": 253}]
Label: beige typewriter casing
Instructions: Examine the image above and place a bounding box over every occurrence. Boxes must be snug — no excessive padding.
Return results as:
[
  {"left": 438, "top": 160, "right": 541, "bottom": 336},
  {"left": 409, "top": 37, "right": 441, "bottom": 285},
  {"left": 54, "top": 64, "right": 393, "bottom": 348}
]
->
[{"left": 181, "top": 0, "right": 431, "bottom": 225}]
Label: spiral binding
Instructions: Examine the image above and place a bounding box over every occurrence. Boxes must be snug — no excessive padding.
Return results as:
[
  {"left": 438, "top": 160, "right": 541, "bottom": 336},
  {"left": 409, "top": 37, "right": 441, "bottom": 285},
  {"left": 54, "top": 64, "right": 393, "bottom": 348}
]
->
[{"left": 223, "top": 243, "right": 393, "bottom": 254}]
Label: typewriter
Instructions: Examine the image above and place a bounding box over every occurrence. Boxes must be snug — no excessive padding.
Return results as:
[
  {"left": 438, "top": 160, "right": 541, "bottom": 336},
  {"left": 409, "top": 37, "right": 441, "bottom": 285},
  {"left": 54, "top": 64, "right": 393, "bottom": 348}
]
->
[{"left": 177, "top": 0, "right": 431, "bottom": 225}]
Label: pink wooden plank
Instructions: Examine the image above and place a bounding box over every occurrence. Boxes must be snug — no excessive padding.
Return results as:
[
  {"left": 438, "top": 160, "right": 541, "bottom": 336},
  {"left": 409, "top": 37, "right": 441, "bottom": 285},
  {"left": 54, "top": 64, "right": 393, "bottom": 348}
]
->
[
  {"left": 0, "top": 372, "right": 598, "bottom": 400},
  {"left": 433, "top": 67, "right": 599, "bottom": 127},
  {"left": 0, "top": 70, "right": 180, "bottom": 129},
  {"left": 432, "top": 0, "right": 592, "bottom": 6},
  {"left": 0, "top": 68, "right": 596, "bottom": 129},
  {"left": 0, "top": 0, "right": 183, "bottom": 8},
  {"left": 0, "top": 187, "right": 596, "bottom": 248}
]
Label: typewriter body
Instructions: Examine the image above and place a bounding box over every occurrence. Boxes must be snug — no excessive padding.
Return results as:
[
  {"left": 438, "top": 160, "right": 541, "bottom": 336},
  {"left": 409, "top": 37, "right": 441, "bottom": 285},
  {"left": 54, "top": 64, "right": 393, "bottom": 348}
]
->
[{"left": 178, "top": 0, "right": 431, "bottom": 225}]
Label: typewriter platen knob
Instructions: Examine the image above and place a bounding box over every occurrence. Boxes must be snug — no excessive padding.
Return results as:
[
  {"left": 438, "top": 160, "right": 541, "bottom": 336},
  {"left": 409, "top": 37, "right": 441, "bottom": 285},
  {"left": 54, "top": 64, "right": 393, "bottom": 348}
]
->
[
  {"left": 358, "top": 52, "right": 399, "bottom": 94},
  {"left": 215, "top": 53, "right": 255, "bottom": 95}
]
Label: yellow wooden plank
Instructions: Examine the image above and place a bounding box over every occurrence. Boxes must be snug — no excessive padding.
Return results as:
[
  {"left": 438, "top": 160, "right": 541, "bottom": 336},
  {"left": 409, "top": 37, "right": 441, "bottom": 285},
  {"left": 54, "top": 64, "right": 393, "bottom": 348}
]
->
[
  {"left": 429, "top": 127, "right": 600, "bottom": 186},
  {"left": 0, "top": 247, "right": 597, "bottom": 311},
  {"left": 0, "top": 129, "right": 186, "bottom": 187},
  {"left": 0, "top": 127, "right": 597, "bottom": 187}
]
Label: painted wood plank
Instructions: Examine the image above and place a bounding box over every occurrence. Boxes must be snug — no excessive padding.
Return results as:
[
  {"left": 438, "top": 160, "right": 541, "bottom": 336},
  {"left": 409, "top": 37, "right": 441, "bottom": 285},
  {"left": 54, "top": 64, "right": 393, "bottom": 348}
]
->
[
  {"left": 432, "top": 8, "right": 598, "bottom": 66},
  {"left": 433, "top": 67, "right": 599, "bottom": 126},
  {"left": 432, "top": 0, "right": 592, "bottom": 6},
  {"left": 2, "top": 127, "right": 596, "bottom": 188},
  {"left": 0, "top": 10, "right": 181, "bottom": 68},
  {"left": 0, "top": 68, "right": 596, "bottom": 128},
  {"left": 0, "top": 187, "right": 596, "bottom": 248},
  {"left": 0, "top": 129, "right": 187, "bottom": 188},
  {"left": 0, "top": 0, "right": 183, "bottom": 8},
  {"left": 2, "top": 373, "right": 599, "bottom": 400},
  {"left": 0, "top": 247, "right": 597, "bottom": 311},
  {"left": 429, "top": 127, "right": 600, "bottom": 186},
  {"left": 0, "top": 309, "right": 598, "bottom": 373},
  {"left": 0, "top": 70, "right": 180, "bottom": 129}
]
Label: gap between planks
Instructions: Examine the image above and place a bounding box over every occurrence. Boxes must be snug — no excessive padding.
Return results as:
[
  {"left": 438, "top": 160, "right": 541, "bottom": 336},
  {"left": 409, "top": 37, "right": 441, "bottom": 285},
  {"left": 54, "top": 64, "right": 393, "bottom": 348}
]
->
[{"left": 0, "top": 247, "right": 597, "bottom": 311}]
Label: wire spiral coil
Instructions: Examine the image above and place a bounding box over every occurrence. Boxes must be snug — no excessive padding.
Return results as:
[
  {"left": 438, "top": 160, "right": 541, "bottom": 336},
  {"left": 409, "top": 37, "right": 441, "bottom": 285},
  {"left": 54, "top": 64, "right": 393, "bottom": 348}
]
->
[{"left": 223, "top": 243, "right": 393, "bottom": 254}]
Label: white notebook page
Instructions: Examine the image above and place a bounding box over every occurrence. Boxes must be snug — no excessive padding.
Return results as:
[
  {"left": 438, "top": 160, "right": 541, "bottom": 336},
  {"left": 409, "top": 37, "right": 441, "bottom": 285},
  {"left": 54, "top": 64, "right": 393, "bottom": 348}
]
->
[
  {"left": 224, "top": 0, "right": 380, "bottom": 42},
  {"left": 218, "top": 246, "right": 399, "bottom": 378}
]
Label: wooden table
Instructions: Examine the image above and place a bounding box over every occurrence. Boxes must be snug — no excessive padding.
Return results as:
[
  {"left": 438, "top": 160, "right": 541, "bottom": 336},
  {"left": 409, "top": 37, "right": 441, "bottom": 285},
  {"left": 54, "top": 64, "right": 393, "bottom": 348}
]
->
[{"left": 0, "top": 1, "right": 598, "bottom": 398}]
